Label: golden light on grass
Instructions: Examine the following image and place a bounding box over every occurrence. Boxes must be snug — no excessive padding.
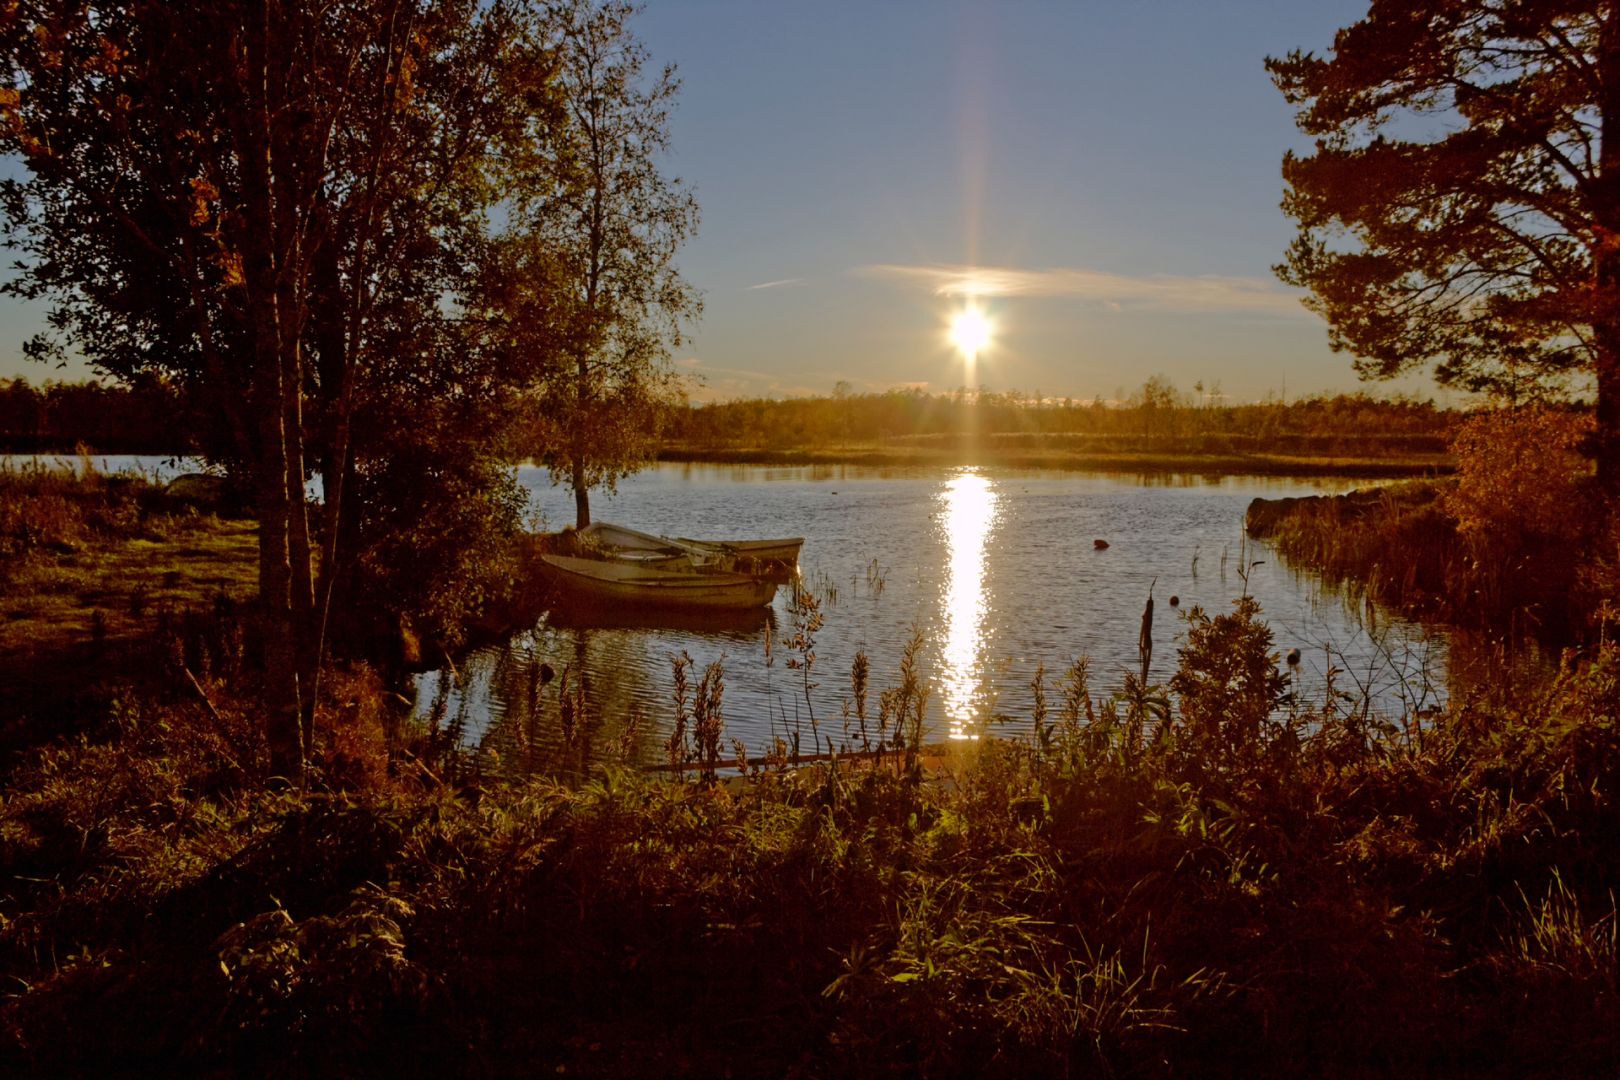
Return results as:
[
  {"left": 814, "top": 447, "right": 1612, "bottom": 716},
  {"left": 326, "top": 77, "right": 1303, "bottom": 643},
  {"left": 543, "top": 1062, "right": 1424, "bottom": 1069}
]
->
[
  {"left": 937, "top": 467, "right": 1000, "bottom": 738},
  {"left": 948, "top": 303, "right": 993, "bottom": 361}
]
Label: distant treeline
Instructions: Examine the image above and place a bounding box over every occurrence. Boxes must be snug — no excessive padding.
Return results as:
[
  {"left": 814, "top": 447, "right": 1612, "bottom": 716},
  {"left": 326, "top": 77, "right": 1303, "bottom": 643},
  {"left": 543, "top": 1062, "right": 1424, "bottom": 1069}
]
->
[
  {"left": 5, "top": 374, "right": 1460, "bottom": 460},
  {"left": 666, "top": 379, "right": 1457, "bottom": 456},
  {"left": 0, "top": 377, "right": 187, "bottom": 454}
]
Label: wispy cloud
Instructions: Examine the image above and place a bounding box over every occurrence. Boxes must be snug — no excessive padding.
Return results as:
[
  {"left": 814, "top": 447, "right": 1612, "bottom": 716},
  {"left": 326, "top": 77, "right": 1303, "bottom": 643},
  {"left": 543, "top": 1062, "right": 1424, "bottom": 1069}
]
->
[
  {"left": 745, "top": 277, "right": 808, "bottom": 291},
  {"left": 674, "top": 357, "right": 824, "bottom": 401},
  {"left": 854, "top": 262, "right": 1308, "bottom": 317}
]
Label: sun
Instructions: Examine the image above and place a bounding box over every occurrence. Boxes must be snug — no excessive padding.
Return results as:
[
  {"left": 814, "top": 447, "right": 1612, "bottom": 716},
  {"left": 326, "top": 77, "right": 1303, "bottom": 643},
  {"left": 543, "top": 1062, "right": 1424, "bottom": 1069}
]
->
[
  {"left": 948, "top": 304, "right": 993, "bottom": 360},
  {"left": 949, "top": 305, "right": 993, "bottom": 358}
]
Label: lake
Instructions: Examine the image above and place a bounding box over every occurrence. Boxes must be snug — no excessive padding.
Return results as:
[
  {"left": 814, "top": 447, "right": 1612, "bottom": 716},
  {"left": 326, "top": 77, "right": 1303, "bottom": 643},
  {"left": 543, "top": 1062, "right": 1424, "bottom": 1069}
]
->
[
  {"left": 413, "top": 463, "right": 1454, "bottom": 775},
  {"left": 6, "top": 452, "right": 1460, "bottom": 770}
]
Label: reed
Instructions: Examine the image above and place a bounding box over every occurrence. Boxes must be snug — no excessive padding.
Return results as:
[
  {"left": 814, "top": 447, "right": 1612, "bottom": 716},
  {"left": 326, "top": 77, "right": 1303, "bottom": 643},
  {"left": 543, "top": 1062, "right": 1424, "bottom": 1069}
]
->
[{"left": 1250, "top": 480, "right": 1594, "bottom": 638}]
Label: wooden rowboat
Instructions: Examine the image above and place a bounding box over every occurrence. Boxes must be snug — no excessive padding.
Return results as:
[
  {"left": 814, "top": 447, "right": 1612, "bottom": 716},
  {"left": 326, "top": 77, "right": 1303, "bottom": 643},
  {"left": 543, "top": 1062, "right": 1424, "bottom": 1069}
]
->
[
  {"left": 675, "top": 534, "right": 804, "bottom": 566},
  {"left": 581, "top": 521, "right": 804, "bottom": 571},
  {"left": 538, "top": 553, "right": 779, "bottom": 609}
]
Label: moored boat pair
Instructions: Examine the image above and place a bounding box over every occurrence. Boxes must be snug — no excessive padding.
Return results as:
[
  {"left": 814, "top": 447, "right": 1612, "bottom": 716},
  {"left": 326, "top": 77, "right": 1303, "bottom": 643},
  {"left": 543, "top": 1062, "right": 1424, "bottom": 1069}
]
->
[{"left": 538, "top": 521, "right": 804, "bottom": 610}]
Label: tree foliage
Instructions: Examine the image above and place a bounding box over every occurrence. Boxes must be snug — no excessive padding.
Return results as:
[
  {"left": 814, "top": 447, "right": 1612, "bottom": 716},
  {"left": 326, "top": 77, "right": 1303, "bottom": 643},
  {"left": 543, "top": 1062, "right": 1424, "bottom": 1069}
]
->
[
  {"left": 1268, "top": 3, "right": 1620, "bottom": 485},
  {"left": 1444, "top": 404, "right": 1593, "bottom": 544},
  {"left": 496, "top": 0, "right": 699, "bottom": 527},
  {"left": 0, "top": 0, "right": 568, "bottom": 778}
]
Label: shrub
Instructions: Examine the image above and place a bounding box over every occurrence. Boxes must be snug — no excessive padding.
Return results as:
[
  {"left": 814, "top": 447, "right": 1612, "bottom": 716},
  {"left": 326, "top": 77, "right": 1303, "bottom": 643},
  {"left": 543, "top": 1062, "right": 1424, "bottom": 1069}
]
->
[
  {"left": 1168, "top": 596, "right": 1293, "bottom": 776},
  {"left": 1442, "top": 405, "right": 1593, "bottom": 547}
]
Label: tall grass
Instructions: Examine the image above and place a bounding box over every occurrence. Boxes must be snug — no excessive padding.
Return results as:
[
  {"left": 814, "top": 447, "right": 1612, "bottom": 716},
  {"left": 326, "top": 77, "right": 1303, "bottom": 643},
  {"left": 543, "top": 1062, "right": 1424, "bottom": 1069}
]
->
[
  {"left": 1248, "top": 481, "right": 1589, "bottom": 635},
  {"left": 3, "top": 589, "right": 1617, "bottom": 1075},
  {"left": 1248, "top": 408, "right": 1604, "bottom": 641}
]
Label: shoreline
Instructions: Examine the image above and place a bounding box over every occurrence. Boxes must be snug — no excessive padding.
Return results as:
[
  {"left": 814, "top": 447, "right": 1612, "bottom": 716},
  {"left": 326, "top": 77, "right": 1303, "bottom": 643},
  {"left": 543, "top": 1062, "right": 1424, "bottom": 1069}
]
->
[
  {"left": 6, "top": 444, "right": 1454, "bottom": 481},
  {"left": 657, "top": 445, "right": 1452, "bottom": 478}
]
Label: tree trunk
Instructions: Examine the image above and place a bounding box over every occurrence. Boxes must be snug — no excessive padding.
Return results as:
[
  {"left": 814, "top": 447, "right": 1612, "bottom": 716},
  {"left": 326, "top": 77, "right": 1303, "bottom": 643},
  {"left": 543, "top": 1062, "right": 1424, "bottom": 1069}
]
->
[
  {"left": 254, "top": 362, "right": 306, "bottom": 784},
  {"left": 284, "top": 347, "right": 318, "bottom": 750},
  {"left": 1597, "top": 11, "right": 1620, "bottom": 494},
  {"left": 573, "top": 455, "right": 590, "bottom": 528},
  {"left": 1596, "top": 326, "right": 1620, "bottom": 494},
  {"left": 573, "top": 349, "right": 591, "bottom": 528},
  {"left": 234, "top": 0, "right": 305, "bottom": 783}
]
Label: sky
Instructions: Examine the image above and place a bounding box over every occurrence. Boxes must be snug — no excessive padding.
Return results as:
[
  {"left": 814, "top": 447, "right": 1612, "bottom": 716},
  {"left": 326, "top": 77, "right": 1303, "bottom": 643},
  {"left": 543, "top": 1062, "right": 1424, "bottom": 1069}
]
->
[
  {"left": 632, "top": 0, "right": 1429, "bottom": 403},
  {"left": 2, "top": 0, "right": 1451, "bottom": 405}
]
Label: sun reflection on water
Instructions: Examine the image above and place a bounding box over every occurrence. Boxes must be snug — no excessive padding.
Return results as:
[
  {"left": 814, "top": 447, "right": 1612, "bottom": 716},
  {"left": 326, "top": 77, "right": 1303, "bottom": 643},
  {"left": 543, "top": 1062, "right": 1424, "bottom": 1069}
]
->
[{"left": 937, "top": 468, "right": 1000, "bottom": 738}]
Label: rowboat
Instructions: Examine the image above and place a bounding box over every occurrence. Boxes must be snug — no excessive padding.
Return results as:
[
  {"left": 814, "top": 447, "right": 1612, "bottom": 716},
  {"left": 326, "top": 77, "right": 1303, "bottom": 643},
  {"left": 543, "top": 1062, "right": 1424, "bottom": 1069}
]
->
[
  {"left": 578, "top": 522, "right": 724, "bottom": 569},
  {"left": 580, "top": 521, "right": 805, "bottom": 571},
  {"left": 676, "top": 534, "right": 804, "bottom": 567},
  {"left": 538, "top": 553, "right": 779, "bottom": 609}
]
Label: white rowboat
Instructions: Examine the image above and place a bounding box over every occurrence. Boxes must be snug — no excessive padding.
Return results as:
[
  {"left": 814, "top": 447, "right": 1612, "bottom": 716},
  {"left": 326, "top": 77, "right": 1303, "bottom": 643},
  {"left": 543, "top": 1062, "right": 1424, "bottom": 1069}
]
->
[
  {"left": 580, "top": 521, "right": 804, "bottom": 571},
  {"left": 538, "top": 553, "right": 779, "bottom": 609}
]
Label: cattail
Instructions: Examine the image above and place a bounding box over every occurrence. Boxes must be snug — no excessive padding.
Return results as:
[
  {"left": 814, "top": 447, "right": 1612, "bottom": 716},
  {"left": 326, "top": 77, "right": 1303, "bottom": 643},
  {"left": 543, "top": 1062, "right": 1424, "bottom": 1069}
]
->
[
  {"left": 1138, "top": 579, "right": 1156, "bottom": 684},
  {"left": 667, "top": 651, "right": 692, "bottom": 774},
  {"left": 852, "top": 649, "right": 870, "bottom": 751},
  {"left": 693, "top": 659, "right": 725, "bottom": 784},
  {"left": 617, "top": 705, "right": 644, "bottom": 764}
]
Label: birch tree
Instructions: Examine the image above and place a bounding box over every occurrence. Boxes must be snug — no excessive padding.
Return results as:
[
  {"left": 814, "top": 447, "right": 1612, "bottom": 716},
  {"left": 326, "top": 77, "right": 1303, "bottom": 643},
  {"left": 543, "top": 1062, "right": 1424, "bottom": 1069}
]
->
[{"left": 510, "top": 0, "right": 699, "bottom": 528}]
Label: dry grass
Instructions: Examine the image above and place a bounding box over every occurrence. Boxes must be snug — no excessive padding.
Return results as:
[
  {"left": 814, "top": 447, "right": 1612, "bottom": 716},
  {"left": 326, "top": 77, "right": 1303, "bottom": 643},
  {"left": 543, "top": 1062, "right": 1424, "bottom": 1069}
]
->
[{"left": 0, "top": 465, "right": 258, "bottom": 715}]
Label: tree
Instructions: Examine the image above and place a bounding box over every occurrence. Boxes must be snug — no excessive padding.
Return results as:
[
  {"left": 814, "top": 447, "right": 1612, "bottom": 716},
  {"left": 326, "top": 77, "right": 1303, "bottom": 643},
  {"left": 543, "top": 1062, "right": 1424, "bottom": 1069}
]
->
[
  {"left": 510, "top": 0, "right": 699, "bottom": 529},
  {"left": 1, "top": 1, "right": 559, "bottom": 780},
  {"left": 1269, "top": 3, "right": 1620, "bottom": 489}
]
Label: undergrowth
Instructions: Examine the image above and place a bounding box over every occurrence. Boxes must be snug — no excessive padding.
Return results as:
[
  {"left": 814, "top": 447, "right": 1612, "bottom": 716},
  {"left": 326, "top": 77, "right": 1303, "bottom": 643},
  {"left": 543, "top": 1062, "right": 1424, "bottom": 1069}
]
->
[{"left": 1, "top": 595, "right": 1616, "bottom": 1077}]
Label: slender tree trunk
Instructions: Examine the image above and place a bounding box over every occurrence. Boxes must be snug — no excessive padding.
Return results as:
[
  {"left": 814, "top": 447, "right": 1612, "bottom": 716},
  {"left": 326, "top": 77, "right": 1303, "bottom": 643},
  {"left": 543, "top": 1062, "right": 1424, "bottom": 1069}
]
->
[
  {"left": 573, "top": 350, "right": 591, "bottom": 528},
  {"left": 1597, "top": 10, "right": 1620, "bottom": 495},
  {"left": 235, "top": 0, "right": 305, "bottom": 783},
  {"left": 254, "top": 357, "right": 306, "bottom": 783},
  {"left": 573, "top": 457, "right": 590, "bottom": 528},
  {"left": 284, "top": 347, "right": 318, "bottom": 750}
]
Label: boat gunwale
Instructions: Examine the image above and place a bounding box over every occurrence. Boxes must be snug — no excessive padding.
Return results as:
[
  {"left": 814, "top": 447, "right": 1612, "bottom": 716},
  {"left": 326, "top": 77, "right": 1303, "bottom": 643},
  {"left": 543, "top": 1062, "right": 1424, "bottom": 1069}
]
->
[{"left": 538, "top": 554, "right": 779, "bottom": 608}]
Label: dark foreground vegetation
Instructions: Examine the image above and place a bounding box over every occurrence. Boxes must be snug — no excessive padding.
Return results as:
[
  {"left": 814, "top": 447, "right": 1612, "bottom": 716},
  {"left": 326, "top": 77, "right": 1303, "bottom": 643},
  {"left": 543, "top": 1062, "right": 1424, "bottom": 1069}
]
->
[{"left": 1, "top": 470, "right": 1617, "bottom": 1078}]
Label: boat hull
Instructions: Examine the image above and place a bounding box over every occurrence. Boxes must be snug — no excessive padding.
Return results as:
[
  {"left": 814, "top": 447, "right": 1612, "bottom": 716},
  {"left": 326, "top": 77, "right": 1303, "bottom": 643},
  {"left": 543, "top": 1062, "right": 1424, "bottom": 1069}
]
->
[
  {"left": 579, "top": 521, "right": 804, "bottom": 573},
  {"left": 676, "top": 536, "right": 804, "bottom": 566},
  {"left": 539, "top": 554, "right": 779, "bottom": 609}
]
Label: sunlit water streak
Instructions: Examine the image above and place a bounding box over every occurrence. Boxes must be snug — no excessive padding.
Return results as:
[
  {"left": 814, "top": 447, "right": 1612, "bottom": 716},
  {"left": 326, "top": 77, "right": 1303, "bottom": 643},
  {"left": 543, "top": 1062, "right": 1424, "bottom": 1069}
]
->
[{"left": 937, "top": 469, "right": 999, "bottom": 737}]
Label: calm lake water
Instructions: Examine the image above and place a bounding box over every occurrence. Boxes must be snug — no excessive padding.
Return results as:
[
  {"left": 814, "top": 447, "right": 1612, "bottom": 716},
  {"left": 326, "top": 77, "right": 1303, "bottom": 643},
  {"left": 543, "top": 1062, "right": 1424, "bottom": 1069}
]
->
[
  {"left": 8, "top": 453, "right": 1462, "bottom": 771},
  {"left": 414, "top": 463, "right": 1455, "bottom": 775}
]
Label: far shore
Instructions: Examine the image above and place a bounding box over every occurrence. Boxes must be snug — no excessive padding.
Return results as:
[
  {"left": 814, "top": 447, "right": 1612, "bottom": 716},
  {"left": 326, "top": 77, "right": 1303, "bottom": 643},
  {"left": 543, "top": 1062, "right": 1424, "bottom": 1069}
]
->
[
  {"left": 3, "top": 440, "right": 1454, "bottom": 480},
  {"left": 657, "top": 444, "right": 1452, "bottom": 478}
]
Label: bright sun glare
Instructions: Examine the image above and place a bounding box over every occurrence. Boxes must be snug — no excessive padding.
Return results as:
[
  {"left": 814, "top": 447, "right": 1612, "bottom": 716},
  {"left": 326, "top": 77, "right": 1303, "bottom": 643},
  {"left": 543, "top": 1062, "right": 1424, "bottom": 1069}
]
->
[{"left": 948, "top": 304, "right": 993, "bottom": 360}]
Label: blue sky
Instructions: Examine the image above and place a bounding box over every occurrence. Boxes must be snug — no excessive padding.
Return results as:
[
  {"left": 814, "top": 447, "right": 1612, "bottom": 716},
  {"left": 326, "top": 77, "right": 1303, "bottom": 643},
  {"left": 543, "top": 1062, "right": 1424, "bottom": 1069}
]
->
[
  {"left": 635, "top": 0, "right": 1429, "bottom": 403},
  {"left": 4, "top": 0, "right": 1449, "bottom": 404}
]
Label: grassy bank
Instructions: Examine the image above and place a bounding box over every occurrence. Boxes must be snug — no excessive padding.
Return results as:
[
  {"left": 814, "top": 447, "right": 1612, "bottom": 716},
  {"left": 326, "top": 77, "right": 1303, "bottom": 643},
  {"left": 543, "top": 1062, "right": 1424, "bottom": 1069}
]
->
[
  {"left": 1, "top": 584, "right": 1617, "bottom": 1075},
  {"left": 0, "top": 464, "right": 258, "bottom": 730},
  {"left": 1243, "top": 407, "right": 1608, "bottom": 643}
]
